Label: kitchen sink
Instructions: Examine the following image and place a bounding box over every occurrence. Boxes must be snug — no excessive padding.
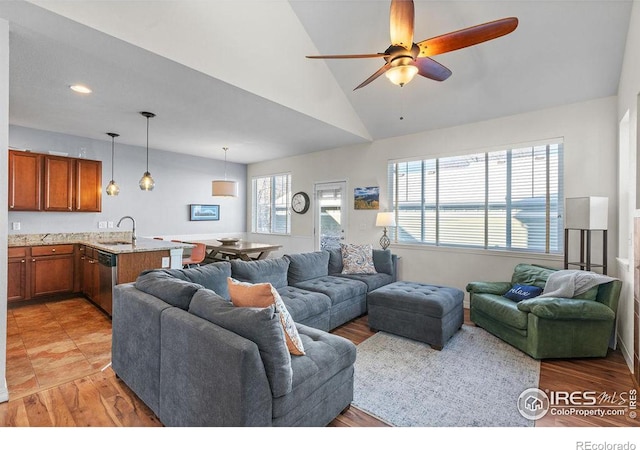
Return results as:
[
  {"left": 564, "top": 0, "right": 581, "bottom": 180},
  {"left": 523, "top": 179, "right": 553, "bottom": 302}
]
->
[{"left": 99, "top": 240, "right": 131, "bottom": 246}]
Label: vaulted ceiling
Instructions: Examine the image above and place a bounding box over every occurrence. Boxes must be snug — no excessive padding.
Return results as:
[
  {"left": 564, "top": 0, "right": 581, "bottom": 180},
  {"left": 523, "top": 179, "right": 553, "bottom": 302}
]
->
[{"left": 0, "top": 0, "right": 632, "bottom": 164}]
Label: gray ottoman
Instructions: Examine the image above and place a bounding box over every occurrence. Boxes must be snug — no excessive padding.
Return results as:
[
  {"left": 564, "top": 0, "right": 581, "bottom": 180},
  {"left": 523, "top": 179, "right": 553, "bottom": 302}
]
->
[{"left": 367, "top": 281, "right": 464, "bottom": 350}]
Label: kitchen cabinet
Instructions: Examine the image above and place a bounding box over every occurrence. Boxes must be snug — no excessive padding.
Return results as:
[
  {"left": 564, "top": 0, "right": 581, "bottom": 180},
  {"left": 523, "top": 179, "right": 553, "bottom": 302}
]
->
[
  {"left": 8, "top": 151, "right": 42, "bottom": 211},
  {"left": 30, "top": 244, "right": 75, "bottom": 298},
  {"left": 7, "top": 244, "right": 76, "bottom": 303},
  {"left": 8, "top": 247, "right": 28, "bottom": 302},
  {"left": 81, "top": 246, "right": 98, "bottom": 302},
  {"left": 7, "top": 150, "right": 102, "bottom": 212}
]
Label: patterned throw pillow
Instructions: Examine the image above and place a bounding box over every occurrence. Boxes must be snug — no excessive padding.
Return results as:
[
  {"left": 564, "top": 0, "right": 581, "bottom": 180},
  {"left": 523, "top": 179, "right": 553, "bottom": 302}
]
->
[
  {"left": 340, "top": 243, "right": 377, "bottom": 275},
  {"left": 227, "top": 277, "right": 305, "bottom": 356}
]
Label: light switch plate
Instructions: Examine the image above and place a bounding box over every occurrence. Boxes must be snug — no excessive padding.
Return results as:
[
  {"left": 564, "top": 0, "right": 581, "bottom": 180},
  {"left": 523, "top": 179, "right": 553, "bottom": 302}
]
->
[
  {"left": 161, "top": 257, "right": 170, "bottom": 268},
  {"left": 98, "top": 221, "right": 107, "bottom": 229},
  {"left": 12, "top": 222, "right": 21, "bottom": 231}
]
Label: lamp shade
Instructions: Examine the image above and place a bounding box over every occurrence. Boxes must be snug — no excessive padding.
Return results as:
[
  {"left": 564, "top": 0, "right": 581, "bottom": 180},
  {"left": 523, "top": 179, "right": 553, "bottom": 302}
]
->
[
  {"left": 376, "top": 212, "right": 396, "bottom": 227},
  {"left": 212, "top": 180, "right": 238, "bottom": 197},
  {"left": 565, "top": 197, "right": 608, "bottom": 230}
]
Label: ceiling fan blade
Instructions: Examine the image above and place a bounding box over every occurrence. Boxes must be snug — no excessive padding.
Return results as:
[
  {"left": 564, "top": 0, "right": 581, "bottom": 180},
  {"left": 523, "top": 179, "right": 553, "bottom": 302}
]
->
[
  {"left": 417, "top": 17, "right": 518, "bottom": 57},
  {"left": 390, "top": 0, "right": 415, "bottom": 50},
  {"left": 306, "top": 53, "right": 387, "bottom": 59},
  {"left": 413, "top": 57, "right": 452, "bottom": 82},
  {"left": 354, "top": 63, "right": 392, "bottom": 90}
]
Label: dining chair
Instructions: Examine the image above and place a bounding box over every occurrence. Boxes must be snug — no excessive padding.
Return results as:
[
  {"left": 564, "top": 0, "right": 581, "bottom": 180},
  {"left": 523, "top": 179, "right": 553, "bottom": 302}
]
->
[{"left": 182, "top": 242, "right": 207, "bottom": 268}]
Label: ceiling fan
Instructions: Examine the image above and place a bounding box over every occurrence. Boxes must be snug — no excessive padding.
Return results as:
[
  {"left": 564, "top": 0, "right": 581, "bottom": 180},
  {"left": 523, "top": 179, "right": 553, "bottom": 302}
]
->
[{"left": 306, "top": 0, "right": 518, "bottom": 90}]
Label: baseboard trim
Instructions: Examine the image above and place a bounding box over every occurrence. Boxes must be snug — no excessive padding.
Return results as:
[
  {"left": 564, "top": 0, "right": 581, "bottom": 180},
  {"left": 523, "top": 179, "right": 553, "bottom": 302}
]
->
[
  {"left": 0, "top": 377, "right": 8, "bottom": 403},
  {"left": 617, "top": 331, "right": 634, "bottom": 374}
]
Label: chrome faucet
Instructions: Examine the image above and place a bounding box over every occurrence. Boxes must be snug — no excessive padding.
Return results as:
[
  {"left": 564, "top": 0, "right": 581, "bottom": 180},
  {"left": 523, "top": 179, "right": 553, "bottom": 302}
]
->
[{"left": 117, "top": 216, "right": 137, "bottom": 245}]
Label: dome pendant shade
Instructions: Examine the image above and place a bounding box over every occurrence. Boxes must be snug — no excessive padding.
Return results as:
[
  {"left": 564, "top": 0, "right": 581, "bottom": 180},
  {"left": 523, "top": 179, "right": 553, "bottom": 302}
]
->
[
  {"left": 139, "top": 171, "right": 155, "bottom": 191},
  {"left": 105, "top": 132, "right": 120, "bottom": 196},
  {"left": 212, "top": 180, "right": 238, "bottom": 197},
  {"left": 139, "top": 111, "right": 156, "bottom": 191}
]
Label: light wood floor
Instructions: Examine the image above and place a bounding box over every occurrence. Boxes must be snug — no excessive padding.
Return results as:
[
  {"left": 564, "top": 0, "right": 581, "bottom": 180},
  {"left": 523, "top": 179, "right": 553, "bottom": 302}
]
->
[{"left": 1, "top": 297, "right": 637, "bottom": 427}]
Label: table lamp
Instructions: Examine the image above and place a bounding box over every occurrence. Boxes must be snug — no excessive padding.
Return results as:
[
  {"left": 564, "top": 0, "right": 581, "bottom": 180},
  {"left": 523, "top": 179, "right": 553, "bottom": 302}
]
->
[{"left": 376, "top": 212, "right": 396, "bottom": 250}]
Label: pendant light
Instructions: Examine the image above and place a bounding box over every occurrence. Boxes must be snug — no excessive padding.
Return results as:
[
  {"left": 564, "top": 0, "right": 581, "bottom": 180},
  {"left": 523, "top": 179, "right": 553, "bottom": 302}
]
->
[
  {"left": 212, "top": 147, "right": 238, "bottom": 197},
  {"left": 139, "top": 111, "right": 156, "bottom": 191},
  {"left": 105, "top": 132, "right": 120, "bottom": 196}
]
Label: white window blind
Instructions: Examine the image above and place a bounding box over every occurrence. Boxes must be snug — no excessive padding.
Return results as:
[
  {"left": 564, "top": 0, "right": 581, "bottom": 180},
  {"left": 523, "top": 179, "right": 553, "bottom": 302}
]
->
[
  {"left": 252, "top": 174, "right": 291, "bottom": 234},
  {"left": 388, "top": 142, "right": 564, "bottom": 253}
]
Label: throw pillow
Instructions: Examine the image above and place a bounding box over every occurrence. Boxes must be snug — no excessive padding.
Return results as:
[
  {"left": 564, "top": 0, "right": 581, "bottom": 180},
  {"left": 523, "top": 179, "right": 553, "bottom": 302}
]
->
[
  {"left": 503, "top": 284, "right": 543, "bottom": 302},
  {"left": 340, "top": 243, "right": 376, "bottom": 275},
  {"left": 227, "top": 277, "right": 305, "bottom": 356}
]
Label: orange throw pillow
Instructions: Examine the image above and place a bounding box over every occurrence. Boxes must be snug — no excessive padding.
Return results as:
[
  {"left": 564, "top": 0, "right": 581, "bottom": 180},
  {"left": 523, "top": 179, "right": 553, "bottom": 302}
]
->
[{"left": 228, "top": 277, "right": 305, "bottom": 356}]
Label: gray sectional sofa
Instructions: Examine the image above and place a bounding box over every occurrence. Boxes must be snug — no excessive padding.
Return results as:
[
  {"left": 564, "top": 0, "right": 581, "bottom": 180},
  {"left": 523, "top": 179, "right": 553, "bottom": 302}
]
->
[{"left": 112, "top": 249, "right": 397, "bottom": 427}]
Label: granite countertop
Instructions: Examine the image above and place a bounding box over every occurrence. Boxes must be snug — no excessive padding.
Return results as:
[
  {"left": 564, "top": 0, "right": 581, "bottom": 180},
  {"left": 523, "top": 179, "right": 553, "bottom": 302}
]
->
[{"left": 8, "top": 232, "right": 194, "bottom": 254}]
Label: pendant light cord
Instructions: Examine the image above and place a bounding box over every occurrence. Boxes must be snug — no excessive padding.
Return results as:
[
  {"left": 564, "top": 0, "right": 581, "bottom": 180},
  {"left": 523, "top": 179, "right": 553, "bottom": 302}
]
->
[
  {"left": 223, "top": 147, "right": 228, "bottom": 180},
  {"left": 146, "top": 116, "right": 150, "bottom": 172},
  {"left": 111, "top": 136, "right": 115, "bottom": 180}
]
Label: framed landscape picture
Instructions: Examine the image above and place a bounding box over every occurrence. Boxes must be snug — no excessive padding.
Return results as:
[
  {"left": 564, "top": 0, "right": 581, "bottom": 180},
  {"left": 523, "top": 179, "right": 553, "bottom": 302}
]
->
[
  {"left": 190, "top": 204, "right": 220, "bottom": 221},
  {"left": 354, "top": 186, "right": 380, "bottom": 210}
]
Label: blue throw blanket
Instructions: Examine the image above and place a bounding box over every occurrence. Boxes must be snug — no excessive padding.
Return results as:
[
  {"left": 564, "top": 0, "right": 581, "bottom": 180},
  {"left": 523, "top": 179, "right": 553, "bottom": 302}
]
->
[{"left": 539, "top": 270, "right": 616, "bottom": 298}]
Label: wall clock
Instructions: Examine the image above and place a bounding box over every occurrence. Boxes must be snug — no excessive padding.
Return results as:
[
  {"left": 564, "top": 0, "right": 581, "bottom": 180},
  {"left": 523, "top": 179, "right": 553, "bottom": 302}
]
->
[{"left": 292, "top": 191, "right": 310, "bottom": 214}]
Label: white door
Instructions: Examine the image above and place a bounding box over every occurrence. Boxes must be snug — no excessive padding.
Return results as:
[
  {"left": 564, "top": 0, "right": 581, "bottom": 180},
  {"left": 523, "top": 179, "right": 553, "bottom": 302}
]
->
[{"left": 314, "top": 181, "right": 347, "bottom": 250}]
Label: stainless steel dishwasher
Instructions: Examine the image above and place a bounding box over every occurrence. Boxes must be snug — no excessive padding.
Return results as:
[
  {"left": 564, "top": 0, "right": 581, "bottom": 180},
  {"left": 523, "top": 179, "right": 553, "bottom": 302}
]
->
[{"left": 97, "top": 250, "right": 117, "bottom": 315}]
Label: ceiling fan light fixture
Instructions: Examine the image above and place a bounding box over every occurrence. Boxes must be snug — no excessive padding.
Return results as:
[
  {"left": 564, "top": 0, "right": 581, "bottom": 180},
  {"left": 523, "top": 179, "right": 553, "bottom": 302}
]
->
[{"left": 385, "top": 64, "right": 419, "bottom": 87}]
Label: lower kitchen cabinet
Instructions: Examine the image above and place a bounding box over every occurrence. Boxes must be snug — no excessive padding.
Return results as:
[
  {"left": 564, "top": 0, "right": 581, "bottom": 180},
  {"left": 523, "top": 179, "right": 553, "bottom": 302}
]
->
[
  {"left": 7, "top": 244, "right": 76, "bottom": 303},
  {"left": 8, "top": 247, "right": 28, "bottom": 302}
]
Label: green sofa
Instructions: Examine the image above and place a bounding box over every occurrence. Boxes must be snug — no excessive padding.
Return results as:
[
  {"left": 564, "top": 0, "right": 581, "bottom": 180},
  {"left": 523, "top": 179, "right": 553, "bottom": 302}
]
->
[{"left": 466, "top": 263, "right": 622, "bottom": 359}]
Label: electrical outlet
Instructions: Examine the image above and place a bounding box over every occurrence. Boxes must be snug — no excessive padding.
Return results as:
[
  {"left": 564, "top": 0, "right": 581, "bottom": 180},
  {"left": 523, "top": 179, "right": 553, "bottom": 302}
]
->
[
  {"left": 107, "top": 221, "right": 114, "bottom": 229},
  {"left": 12, "top": 222, "right": 21, "bottom": 231},
  {"left": 98, "top": 221, "right": 107, "bottom": 229},
  {"left": 161, "top": 257, "right": 170, "bottom": 268}
]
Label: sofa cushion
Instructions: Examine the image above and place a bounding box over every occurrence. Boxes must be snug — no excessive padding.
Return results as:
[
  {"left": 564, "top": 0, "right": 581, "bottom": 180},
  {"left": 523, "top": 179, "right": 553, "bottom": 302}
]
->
[
  {"left": 471, "top": 292, "right": 529, "bottom": 330},
  {"left": 335, "top": 272, "right": 394, "bottom": 292},
  {"left": 188, "top": 288, "right": 293, "bottom": 397},
  {"left": 326, "top": 247, "right": 343, "bottom": 274},
  {"left": 139, "top": 262, "right": 232, "bottom": 300},
  {"left": 276, "top": 286, "right": 332, "bottom": 324},
  {"left": 230, "top": 258, "right": 289, "bottom": 289},
  {"left": 135, "top": 271, "right": 203, "bottom": 310},
  {"left": 372, "top": 249, "right": 393, "bottom": 276},
  {"left": 272, "top": 324, "right": 356, "bottom": 413},
  {"left": 228, "top": 278, "right": 305, "bottom": 356},
  {"left": 503, "top": 284, "right": 543, "bottom": 302},
  {"left": 511, "top": 263, "right": 555, "bottom": 289},
  {"left": 340, "top": 243, "right": 376, "bottom": 274},
  {"left": 285, "top": 252, "right": 329, "bottom": 285},
  {"left": 293, "top": 276, "right": 367, "bottom": 306}
]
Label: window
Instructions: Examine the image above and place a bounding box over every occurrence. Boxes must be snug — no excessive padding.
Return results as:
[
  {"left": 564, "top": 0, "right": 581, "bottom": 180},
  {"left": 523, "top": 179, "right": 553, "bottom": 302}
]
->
[
  {"left": 388, "top": 141, "right": 564, "bottom": 253},
  {"left": 253, "top": 174, "right": 291, "bottom": 234}
]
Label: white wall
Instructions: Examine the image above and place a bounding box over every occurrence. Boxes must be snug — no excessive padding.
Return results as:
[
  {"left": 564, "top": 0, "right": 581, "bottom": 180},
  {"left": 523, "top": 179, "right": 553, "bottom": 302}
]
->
[
  {"left": 248, "top": 96, "right": 619, "bottom": 301},
  {"left": 8, "top": 126, "right": 247, "bottom": 238},
  {"left": 616, "top": 0, "right": 640, "bottom": 373},
  {"left": 0, "top": 19, "right": 9, "bottom": 403}
]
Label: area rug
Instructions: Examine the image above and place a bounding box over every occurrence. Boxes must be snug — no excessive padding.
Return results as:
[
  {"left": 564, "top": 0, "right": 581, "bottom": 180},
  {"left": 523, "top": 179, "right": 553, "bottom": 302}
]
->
[{"left": 352, "top": 325, "right": 540, "bottom": 427}]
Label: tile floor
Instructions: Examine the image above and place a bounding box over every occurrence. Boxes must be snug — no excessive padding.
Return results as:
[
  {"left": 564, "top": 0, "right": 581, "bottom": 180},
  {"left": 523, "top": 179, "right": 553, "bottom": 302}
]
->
[{"left": 6, "top": 298, "right": 112, "bottom": 399}]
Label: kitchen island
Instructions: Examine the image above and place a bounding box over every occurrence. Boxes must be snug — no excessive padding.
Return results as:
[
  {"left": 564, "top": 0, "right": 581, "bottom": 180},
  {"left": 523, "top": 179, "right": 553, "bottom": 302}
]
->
[{"left": 8, "top": 233, "right": 193, "bottom": 315}]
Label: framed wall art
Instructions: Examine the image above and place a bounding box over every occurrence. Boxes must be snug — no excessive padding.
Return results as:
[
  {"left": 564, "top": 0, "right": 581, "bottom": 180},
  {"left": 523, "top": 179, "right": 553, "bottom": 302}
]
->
[
  {"left": 354, "top": 186, "right": 379, "bottom": 210},
  {"left": 189, "top": 204, "right": 220, "bottom": 221}
]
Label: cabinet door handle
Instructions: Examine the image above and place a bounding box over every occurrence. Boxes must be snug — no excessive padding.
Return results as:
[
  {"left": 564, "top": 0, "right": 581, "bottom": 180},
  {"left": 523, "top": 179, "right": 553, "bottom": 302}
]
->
[
  {"left": 21, "top": 259, "right": 25, "bottom": 263},
  {"left": 52, "top": 248, "right": 56, "bottom": 252},
  {"left": 32, "top": 259, "right": 35, "bottom": 262}
]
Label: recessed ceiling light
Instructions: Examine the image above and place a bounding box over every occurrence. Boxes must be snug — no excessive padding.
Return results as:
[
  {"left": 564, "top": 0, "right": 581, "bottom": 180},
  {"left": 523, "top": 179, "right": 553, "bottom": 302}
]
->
[{"left": 69, "top": 84, "right": 92, "bottom": 94}]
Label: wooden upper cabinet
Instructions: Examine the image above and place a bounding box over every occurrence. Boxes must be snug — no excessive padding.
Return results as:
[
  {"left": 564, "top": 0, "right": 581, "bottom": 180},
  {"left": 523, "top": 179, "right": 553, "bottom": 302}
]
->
[
  {"left": 9, "top": 150, "right": 42, "bottom": 211},
  {"left": 76, "top": 159, "right": 102, "bottom": 212},
  {"left": 7, "top": 150, "right": 102, "bottom": 212},
  {"left": 44, "top": 155, "right": 74, "bottom": 211}
]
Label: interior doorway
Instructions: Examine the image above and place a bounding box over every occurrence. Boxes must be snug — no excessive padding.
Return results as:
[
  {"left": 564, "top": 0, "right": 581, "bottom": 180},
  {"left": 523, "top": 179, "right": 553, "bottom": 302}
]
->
[{"left": 314, "top": 181, "right": 347, "bottom": 250}]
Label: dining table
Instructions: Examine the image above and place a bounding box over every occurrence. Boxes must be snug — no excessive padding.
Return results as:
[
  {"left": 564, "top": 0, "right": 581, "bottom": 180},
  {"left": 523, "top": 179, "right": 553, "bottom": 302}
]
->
[{"left": 194, "top": 240, "right": 283, "bottom": 262}]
